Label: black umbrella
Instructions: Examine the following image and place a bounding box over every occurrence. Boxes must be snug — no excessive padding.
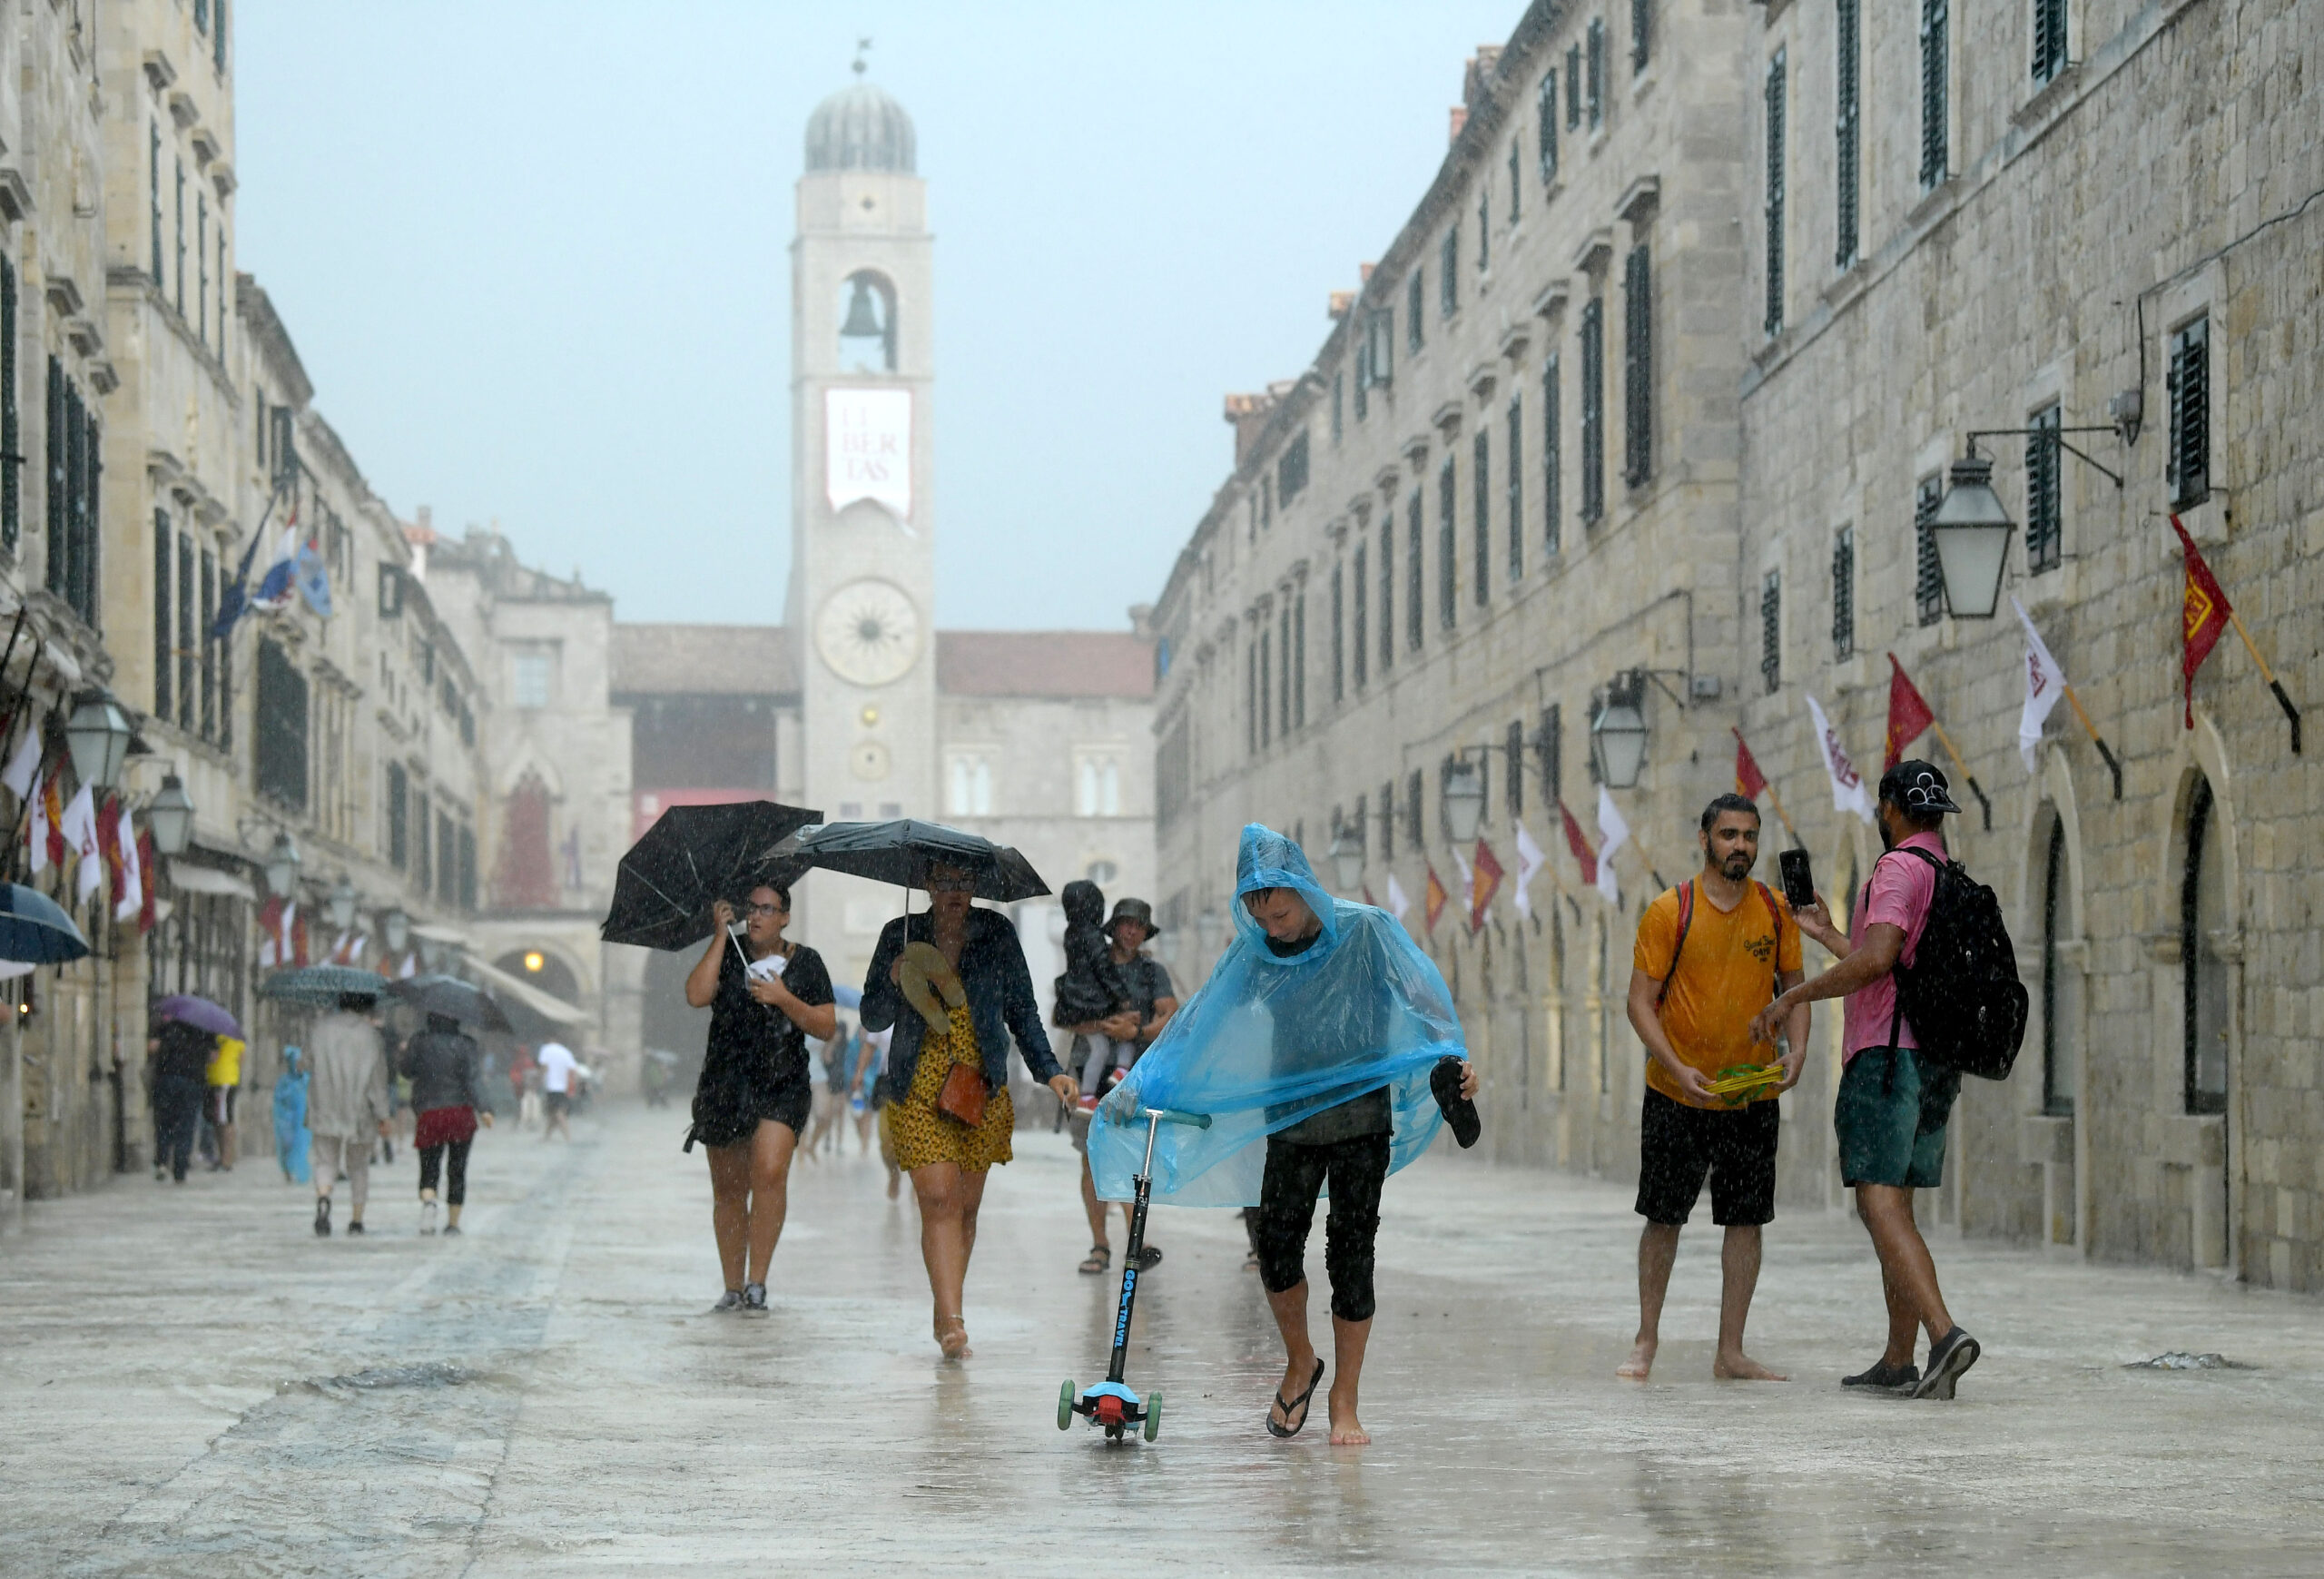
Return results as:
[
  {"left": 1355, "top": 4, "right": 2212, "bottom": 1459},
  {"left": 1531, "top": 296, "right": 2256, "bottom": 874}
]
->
[
  {"left": 0, "top": 882, "right": 89, "bottom": 965},
  {"left": 600, "top": 800, "right": 822, "bottom": 952},
  {"left": 788, "top": 819, "right": 1050, "bottom": 903},
  {"left": 260, "top": 965, "right": 387, "bottom": 1007},
  {"left": 385, "top": 974, "right": 514, "bottom": 1034}
]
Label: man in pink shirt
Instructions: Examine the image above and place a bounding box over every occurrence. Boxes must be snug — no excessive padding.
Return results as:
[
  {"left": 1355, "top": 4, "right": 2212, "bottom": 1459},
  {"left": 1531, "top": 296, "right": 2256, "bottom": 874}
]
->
[{"left": 1752, "top": 761, "right": 1980, "bottom": 1401}]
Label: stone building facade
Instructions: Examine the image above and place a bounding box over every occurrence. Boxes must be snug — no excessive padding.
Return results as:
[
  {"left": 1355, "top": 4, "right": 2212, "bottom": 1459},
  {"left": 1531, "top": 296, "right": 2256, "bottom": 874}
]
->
[
  {"left": 1739, "top": 0, "right": 2324, "bottom": 1289},
  {"left": 1155, "top": 0, "right": 2324, "bottom": 1292},
  {"left": 1151, "top": 0, "right": 1754, "bottom": 1183}
]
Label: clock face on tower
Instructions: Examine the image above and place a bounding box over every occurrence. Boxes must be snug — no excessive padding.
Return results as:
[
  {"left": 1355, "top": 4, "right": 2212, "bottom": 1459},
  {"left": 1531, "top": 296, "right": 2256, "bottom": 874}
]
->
[{"left": 814, "top": 578, "right": 921, "bottom": 686}]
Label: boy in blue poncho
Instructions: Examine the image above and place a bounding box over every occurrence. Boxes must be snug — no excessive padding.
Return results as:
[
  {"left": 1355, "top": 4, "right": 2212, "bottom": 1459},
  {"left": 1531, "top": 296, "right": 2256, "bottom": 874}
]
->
[
  {"left": 273, "top": 1047, "right": 311, "bottom": 1185},
  {"left": 1089, "top": 824, "right": 1478, "bottom": 1445}
]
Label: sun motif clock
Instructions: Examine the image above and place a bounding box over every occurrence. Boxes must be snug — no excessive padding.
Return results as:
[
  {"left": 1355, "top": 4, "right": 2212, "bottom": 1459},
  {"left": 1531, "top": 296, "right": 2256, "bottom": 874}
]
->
[{"left": 814, "top": 579, "right": 921, "bottom": 686}]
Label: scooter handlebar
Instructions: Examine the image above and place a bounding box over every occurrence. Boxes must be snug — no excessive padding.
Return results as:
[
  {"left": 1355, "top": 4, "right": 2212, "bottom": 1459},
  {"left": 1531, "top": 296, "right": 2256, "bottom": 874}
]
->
[{"left": 1146, "top": 1108, "right": 1212, "bottom": 1130}]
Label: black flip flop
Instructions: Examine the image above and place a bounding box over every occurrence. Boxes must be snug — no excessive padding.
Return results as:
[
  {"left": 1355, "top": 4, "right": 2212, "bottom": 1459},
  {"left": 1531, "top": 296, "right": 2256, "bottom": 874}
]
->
[
  {"left": 1266, "top": 1357, "right": 1325, "bottom": 1438},
  {"left": 1432, "top": 1056, "right": 1481, "bottom": 1148}
]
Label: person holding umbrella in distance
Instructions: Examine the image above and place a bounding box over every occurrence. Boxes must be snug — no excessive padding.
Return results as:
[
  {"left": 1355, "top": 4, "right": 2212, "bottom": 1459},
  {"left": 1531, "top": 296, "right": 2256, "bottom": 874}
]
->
[{"left": 682, "top": 882, "right": 834, "bottom": 1315}]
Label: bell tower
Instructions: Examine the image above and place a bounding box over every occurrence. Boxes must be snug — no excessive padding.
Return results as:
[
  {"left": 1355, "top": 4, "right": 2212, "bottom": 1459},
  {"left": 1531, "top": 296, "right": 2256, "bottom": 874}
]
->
[{"left": 790, "top": 66, "right": 937, "bottom": 983}]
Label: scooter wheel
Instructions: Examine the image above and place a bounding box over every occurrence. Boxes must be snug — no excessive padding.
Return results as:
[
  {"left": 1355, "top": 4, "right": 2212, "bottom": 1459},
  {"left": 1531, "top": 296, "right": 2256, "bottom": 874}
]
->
[
  {"left": 1058, "top": 1379, "right": 1076, "bottom": 1430},
  {"left": 1142, "top": 1391, "right": 1162, "bottom": 1442}
]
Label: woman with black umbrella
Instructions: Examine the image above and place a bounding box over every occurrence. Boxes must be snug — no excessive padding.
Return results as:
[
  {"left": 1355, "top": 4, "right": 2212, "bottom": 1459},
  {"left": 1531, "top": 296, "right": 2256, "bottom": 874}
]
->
[
  {"left": 863, "top": 862, "right": 1079, "bottom": 1359},
  {"left": 683, "top": 881, "right": 835, "bottom": 1314}
]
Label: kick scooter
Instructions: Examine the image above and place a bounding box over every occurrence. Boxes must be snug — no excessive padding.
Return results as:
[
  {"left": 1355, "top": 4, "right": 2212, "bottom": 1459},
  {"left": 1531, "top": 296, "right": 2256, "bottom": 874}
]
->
[{"left": 1059, "top": 1105, "right": 1210, "bottom": 1442}]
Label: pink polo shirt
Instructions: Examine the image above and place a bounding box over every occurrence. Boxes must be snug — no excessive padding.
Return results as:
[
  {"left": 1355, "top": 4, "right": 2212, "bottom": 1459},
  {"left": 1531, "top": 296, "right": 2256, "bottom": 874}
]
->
[{"left": 1841, "top": 831, "right": 1945, "bottom": 1061}]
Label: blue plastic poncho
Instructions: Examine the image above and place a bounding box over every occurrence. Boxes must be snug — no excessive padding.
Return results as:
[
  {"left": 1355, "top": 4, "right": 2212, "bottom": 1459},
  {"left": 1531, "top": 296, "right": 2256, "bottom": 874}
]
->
[
  {"left": 1088, "top": 824, "right": 1466, "bottom": 1207},
  {"left": 273, "top": 1046, "right": 310, "bottom": 1183}
]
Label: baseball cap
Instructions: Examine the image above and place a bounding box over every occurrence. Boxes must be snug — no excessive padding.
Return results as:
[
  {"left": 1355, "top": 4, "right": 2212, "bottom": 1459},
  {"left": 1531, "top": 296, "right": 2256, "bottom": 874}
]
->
[{"left": 1877, "top": 759, "right": 1962, "bottom": 814}]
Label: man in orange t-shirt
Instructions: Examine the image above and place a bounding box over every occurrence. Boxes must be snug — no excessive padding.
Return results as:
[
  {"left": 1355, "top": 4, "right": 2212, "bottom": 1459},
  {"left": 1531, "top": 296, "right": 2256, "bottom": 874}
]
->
[{"left": 1617, "top": 794, "right": 1807, "bottom": 1383}]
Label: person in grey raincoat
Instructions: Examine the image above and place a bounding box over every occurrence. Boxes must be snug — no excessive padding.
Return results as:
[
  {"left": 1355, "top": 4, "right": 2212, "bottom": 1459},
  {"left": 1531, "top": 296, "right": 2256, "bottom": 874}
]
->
[{"left": 305, "top": 993, "right": 391, "bottom": 1238}]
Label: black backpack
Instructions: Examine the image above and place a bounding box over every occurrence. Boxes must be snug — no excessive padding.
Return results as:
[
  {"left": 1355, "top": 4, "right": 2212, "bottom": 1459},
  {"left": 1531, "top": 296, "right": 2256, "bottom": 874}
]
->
[{"left": 1886, "top": 845, "right": 2028, "bottom": 1081}]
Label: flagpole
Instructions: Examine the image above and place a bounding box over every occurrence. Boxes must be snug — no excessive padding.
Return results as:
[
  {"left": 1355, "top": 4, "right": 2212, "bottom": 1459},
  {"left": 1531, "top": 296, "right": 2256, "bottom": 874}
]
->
[
  {"left": 1921, "top": 719, "right": 1993, "bottom": 832},
  {"left": 1762, "top": 783, "right": 1805, "bottom": 851},
  {"left": 2225, "top": 608, "right": 2303, "bottom": 754},
  {"left": 2057, "top": 683, "right": 2124, "bottom": 799}
]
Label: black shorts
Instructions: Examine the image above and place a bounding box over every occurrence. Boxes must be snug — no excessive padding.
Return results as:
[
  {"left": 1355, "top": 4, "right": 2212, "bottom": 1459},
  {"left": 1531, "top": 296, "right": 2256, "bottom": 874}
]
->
[
  {"left": 1254, "top": 1131, "right": 1391, "bottom": 1323},
  {"left": 1634, "top": 1088, "right": 1779, "bottom": 1227},
  {"left": 545, "top": 1090, "right": 572, "bottom": 1117},
  {"left": 688, "top": 1070, "right": 811, "bottom": 1150}
]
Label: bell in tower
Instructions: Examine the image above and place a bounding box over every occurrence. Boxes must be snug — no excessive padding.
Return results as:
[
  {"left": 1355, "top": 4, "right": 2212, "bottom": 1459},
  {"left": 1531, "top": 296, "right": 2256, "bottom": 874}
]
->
[{"left": 838, "top": 271, "right": 895, "bottom": 372}]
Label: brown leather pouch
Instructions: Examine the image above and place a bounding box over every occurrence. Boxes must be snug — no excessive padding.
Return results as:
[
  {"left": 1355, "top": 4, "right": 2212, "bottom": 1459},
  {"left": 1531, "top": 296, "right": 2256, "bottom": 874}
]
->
[{"left": 937, "top": 1058, "right": 987, "bottom": 1129}]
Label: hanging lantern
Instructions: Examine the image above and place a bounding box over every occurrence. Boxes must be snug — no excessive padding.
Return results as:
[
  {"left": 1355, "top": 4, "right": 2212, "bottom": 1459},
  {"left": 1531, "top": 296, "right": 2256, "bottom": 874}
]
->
[
  {"left": 1443, "top": 759, "right": 1486, "bottom": 845},
  {"left": 146, "top": 774, "right": 195, "bottom": 856},
  {"left": 1929, "top": 453, "right": 2017, "bottom": 618}
]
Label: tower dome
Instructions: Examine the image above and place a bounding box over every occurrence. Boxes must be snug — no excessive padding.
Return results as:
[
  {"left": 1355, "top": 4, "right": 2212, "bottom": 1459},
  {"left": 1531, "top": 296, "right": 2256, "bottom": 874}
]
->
[{"left": 804, "top": 81, "right": 916, "bottom": 174}]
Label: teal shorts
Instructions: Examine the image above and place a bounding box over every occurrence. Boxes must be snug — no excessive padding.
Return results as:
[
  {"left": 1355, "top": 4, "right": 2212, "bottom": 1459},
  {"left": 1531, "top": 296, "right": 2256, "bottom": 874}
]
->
[{"left": 1836, "top": 1046, "right": 1960, "bottom": 1189}]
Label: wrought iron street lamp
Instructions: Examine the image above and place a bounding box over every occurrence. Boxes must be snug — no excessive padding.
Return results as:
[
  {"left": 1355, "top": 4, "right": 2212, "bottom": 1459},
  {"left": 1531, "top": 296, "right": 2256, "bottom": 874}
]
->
[
  {"left": 383, "top": 908, "right": 410, "bottom": 956},
  {"left": 64, "top": 690, "right": 133, "bottom": 792},
  {"left": 1928, "top": 453, "right": 2016, "bottom": 619},
  {"left": 1591, "top": 678, "right": 1649, "bottom": 790},
  {"left": 263, "top": 831, "right": 302, "bottom": 899},
  {"left": 327, "top": 875, "right": 359, "bottom": 933},
  {"left": 1328, "top": 828, "right": 1364, "bottom": 892},
  {"left": 145, "top": 775, "right": 195, "bottom": 856},
  {"left": 1442, "top": 759, "right": 1485, "bottom": 845}
]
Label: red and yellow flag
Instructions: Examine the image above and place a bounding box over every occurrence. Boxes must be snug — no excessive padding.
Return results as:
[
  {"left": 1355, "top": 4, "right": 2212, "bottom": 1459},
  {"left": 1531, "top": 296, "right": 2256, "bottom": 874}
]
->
[
  {"left": 1733, "top": 728, "right": 1768, "bottom": 799},
  {"left": 2172, "top": 514, "right": 2230, "bottom": 728},
  {"left": 1885, "top": 655, "right": 1936, "bottom": 769},
  {"left": 1423, "top": 864, "right": 1448, "bottom": 934},
  {"left": 1470, "top": 839, "right": 1504, "bottom": 932},
  {"left": 1558, "top": 800, "right": 1597, "bottom": 885}
]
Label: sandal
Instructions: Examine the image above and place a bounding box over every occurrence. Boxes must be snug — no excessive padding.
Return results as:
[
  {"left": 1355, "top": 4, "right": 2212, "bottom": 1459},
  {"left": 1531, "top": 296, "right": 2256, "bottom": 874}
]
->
[
  {"left": 1078, "top": 1245, "right": 1111, "bottom": 1275},
  {"left": 1266, "top": 1357, "right": 1325, "bottom": 1438}
]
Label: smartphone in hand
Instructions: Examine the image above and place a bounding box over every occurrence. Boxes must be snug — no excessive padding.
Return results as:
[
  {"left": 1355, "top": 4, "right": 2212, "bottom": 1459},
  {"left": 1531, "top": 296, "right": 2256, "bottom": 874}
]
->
[{"left": 1777, "top": 848, "right": 1816, "bottom": 909}]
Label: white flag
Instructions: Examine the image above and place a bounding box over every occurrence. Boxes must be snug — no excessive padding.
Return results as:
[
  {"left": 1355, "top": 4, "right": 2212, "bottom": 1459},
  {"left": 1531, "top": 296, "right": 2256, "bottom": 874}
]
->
[
  {"left": 2013, "top": 597, "right": 2068, "bottom": 774},
  {"left": 1384, "top": 873, "right": 1411, "bottom": 923},
  {"left": 60, "top": 785, "right": 101, "bottom": 900},
  {"left": 1450, "top": 844, "right": 1474, "bottom": 915},
  {"left": 1512, "top": 821, "right": 1547, "bottom": 920},
  {"left": 1, "top": 725, "right": 39, "bottom": 800},
  {"left": 1595, "top": 786, "right": 1630, "bottom": 908},
  {"left": 26, "top": 770, "right": 49, "bottom": 873},
  {"left": 1805, "top": 695, "right": 1877, "bottom": 824},
  {"left": 113, "top": 812, "right": 143, "bottom": 923}
]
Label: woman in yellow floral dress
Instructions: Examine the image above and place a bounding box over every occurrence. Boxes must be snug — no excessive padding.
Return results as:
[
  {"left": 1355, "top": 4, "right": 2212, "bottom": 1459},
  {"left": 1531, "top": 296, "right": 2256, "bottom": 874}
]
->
[{"left": 864, "top": 864, "right": 1078, "bottom": 1359}]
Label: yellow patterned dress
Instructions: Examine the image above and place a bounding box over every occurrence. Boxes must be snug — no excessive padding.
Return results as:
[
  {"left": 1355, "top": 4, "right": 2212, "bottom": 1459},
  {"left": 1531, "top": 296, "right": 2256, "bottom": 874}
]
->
[{"left": 889, "top": 1002, "right": 1016, "bottom": 1174}]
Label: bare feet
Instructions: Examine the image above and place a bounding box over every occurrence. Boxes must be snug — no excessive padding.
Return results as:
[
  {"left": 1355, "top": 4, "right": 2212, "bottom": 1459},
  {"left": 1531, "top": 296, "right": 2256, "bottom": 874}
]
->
[
  {"left": 1325, "top": 1385, "right": 1370, "bottom": 1446},
  {"left": 885, "top": 1172, "right": 900, "bottom": 1200},
  {"left": 1617, "top": 1337, "right": 1657, "bottom": 1380},
  {"left": 1712, "top": 1351, "right": 1788, "bottom": 1381},
  {"left": 936, "top": 1315, "right": 972, "bottom": 1361}
]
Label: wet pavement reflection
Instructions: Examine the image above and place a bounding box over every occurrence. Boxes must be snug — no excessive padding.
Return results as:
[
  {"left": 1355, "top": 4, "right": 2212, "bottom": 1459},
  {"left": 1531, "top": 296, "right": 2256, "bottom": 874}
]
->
[{"left": 5, "top": 1101, "right": 2322, "bottom": 1574}]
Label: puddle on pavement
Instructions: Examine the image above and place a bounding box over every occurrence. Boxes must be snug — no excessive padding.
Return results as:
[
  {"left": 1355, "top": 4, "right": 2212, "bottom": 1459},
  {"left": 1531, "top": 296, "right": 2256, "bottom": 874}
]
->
[{"left": 2122, "top": 1350, "right": 2256, "bottom": 1371}]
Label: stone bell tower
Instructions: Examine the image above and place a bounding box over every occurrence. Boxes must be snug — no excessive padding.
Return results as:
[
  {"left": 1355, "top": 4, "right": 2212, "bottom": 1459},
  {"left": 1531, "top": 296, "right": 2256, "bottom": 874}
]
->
[{"left": 789, "top": 66, "right": 937, "bottom": 983}]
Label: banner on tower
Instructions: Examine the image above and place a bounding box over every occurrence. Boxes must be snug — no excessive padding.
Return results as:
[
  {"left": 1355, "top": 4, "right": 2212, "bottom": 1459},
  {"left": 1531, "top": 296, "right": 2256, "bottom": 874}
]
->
[{"left": 826, "top": 388, "right": 912, "bottom": 522}]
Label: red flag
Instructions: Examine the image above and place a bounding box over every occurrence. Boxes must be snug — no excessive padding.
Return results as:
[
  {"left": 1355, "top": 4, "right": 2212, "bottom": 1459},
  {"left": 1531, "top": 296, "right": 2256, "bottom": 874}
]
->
[
  {"left": 1733, "top": 728, "right": 1768, "bottom": 799},
  {"left": 1471, "top": 839, "right": 1504, "bottom": 931},
  {"left": 1885, "top": 654, "right": 1936, "bottom": 769},
  {"left": 1423, "top": 865, "right": 1448, "bottom": 934},
  {"left": 95, "top": 795, "right": 125, "bottom": 911},
  {"left": 136, "top": 828, "right": 157, "bottom": 933},
  {"left": 1558, "top": 800, "right": 1598, "bottom": 885},
  {"left": 41, "top": 771, "right": 64, "bottom": 869},
  {"left": 2172, "top": 514, "right": 2231, "bottom": 728}
]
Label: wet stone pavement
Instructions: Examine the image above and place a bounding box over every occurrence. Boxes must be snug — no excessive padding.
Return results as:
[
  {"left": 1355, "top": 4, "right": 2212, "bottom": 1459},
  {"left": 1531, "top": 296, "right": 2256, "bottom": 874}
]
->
[{"left": 5, "top": 1100, "right": 2323, "bottom": 1576}]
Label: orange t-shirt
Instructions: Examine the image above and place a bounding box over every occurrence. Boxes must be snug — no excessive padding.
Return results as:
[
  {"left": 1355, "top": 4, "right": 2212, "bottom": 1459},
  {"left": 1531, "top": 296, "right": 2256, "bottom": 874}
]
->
[{"left": 1631, "top": 878, "right": 1801, "bottom": 1104}]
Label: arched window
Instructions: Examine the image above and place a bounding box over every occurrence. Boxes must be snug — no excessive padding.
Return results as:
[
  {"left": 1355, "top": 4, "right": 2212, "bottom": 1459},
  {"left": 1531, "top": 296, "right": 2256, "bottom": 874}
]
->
[
  {"left": 838, "top": 270, "right": 897, "bottom": 372},
  {"left": 2181, "top": 776, "right": 2229, "bottom": 1114},
  {"left": 2040, "top": 814, "right": 2075, "bottom": 1116}
]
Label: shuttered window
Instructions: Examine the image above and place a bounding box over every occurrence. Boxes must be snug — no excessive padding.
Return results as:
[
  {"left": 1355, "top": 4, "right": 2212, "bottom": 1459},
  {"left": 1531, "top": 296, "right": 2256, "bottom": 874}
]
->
[
  {"left": 200, "top": 549, "right": 218, "bottom": 739},
  {"left": 150, "top": 123, "right": 163, "bottom": 281},
  {"left": 1920, "top": 0, "right": 1950, "bottom": 190},
  {"left": 1380, "top": 510, "right": 1395, "bottom": 672},
  {"left": 254, "top": 637, "right": 310, "bottom": 809},
  {"left": 1508, "top": 137, "right": 1521, "bottom": 223},
  {"left": 1406, "top": 489, "right": 1424, "bottom": 651},
  {"left": 1538, "top": 72, "right": 1559, "bottom": 182},
  {"left": 1541, "top": 705, "right": 1563, "bottom": 804},
  {"left": 1440, "top": 226, "right": 1458, "bottom": 318},
  {"left": 1279, "top": 605, "right": 1292, "bottom": 737},
  {"left": 1542, "top": 350, "right": 1562, "bottom": 555},
  {"left": 1477, "top": 189, "right": 1491, "bottom": 274},
  {"left": 1764, "top": 50, "right": 1786, "bottom": 336},
  {"left": 45, "top": 361, "right": 99, "bottom": 628},
  {"left": 1257, "top": 628, "right": 1271, "bottom": 749},
  {"left": 1586, "top": 18, "right": 1605, "bottom": 127},
  {"left": 1915, "top": 474, "right": 1945, "bottom": 626},
  {"left": 1293, "top": 592, "right": 1306, "bottom": 729},
  {"left": 1621, "top": 245, "right": 1652, "bottom": 489},
  {"left": 2033, "top": 0, "right": 2069, "bottom": 84},
  {"left": 176, "top": 533, "right": 194, "bottom": 731},
  {"left": 1381, "top": 780, "right": 1396, "bottom": 860},
  {"left": 1832, "top": 527, "right": 1856, "bottom": 660},
  {"left": 1406, "top": 768, "right": 1424, "bottom": 852},
  {"left": 387, "top": 761, "right": 409, "bottom": 870},
  {"left": 1565, "top": 46, "right": 1581, "bottom": 130},
  {"left": 1472, "top": 430, "right": 1492, "bottom": 606},
  {"left": 153, "top": 513, "right": 172, "bottom": 719},
  {"left": 1352, "top": 544, "right": 1368, "bottom": 690},
  {"left": 1836, "top": 0, "right": 1860, "bottom": 268},
  {"left": 0, "top": 253, "right": 15, "bottom": 554},
  {"left": 1331, "top": 563, "right": 1345, "bottom": 704},
  {"left": 1507, "top": 721, "right": 1527, "bottom": 817},
  {"left": 1631, "top": 0, "right": 1651, "bottom": 73},
  {"left": 2028, "top": 403, "right": 2063, "bottom": 573},
  {"left": 1406, "top": 271, "right": 1424, "bottom": 352},
  {"left": 1246, "top": 641, "right": 1256, "bottom": 756},
  {"left": 1331, "top": 372, "right": 1343, "bottom": 444},
  {"left": 1580, "top": 298, "right": 1605, "bottom": 524},
  {"left": 2167, "top": 316, "right": 2210, "bottom": 508},
  {"left": 1438, "top": 456, "right": 1458, "bottom": 629},
  {"left": 1760, "top": 569, "right": 1782, "bottom": 695},
  {"left": 1506, "top": 398, "right": 1524, "bottom": 583}
]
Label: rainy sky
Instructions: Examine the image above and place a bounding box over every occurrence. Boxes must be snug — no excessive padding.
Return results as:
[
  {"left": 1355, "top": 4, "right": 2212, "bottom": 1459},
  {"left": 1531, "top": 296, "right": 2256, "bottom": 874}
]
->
[{"left": 236, "top": 2, "right": 1521, "bottom": 631}]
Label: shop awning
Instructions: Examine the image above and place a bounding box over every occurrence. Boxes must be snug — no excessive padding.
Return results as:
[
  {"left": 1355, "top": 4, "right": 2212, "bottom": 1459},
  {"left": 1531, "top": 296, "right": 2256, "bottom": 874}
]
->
[
  {"left": 464, "top": 956, "right": 591, "bottom": 1027},
  {"left": 166, "top": 862, "right": 258, "bottom": 902}
]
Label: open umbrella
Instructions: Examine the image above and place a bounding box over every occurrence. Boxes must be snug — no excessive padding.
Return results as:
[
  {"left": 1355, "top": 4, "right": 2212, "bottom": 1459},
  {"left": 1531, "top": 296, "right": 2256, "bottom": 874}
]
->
[
  {"left": 155, "top": 993, "right": 241, "bottom": 1039},
  {"left": 0, "top": 882, "right": 89, "bottom": 966},
  {"left": 384, "top": 974, "right": 514, "bottom": 1034},
  {"left": 787, "top": 819, "right": 1050, "bottom": 903},
  {"left": 601, "top": 800, "right": 822, "bottom": 952},
  {"left": 259, "top": 964, "right": 387, "bottom": 1007}
]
